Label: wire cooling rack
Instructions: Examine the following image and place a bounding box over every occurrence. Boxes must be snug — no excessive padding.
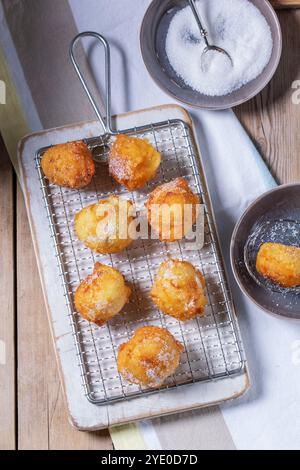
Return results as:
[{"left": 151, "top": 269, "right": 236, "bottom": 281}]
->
[{"left": 35, "top": 118, "right": 246, "bottom": 405}]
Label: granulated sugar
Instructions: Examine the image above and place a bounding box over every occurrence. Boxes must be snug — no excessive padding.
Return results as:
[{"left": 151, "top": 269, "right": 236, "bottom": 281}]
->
[{"left": 166, "top": 0, "right": 273, "bottom": 96}]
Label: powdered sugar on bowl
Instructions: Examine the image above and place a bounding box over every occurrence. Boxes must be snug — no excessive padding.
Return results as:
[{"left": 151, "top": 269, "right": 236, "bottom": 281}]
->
[{"left": 166, "top": 0, "right": 273, "bottom": 97}]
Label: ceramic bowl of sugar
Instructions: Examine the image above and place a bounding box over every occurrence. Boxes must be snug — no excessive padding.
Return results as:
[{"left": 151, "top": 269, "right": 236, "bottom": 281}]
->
[{"left": 140, "top": 0, "right": 282, "bottom": 110}]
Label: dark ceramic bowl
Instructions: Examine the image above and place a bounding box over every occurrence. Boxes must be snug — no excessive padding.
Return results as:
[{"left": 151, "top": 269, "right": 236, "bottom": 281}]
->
[
  {"left": 231, "top": 184, "right": 300, "bottom": 319},
  {"left": 140, "top": 0, "right": 282, "bottom": 110}
]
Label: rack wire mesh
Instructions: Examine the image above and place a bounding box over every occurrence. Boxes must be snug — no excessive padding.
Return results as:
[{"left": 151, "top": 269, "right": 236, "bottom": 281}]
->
[{"left": 35, "top": 118, "right": 246, "bottom": 404}]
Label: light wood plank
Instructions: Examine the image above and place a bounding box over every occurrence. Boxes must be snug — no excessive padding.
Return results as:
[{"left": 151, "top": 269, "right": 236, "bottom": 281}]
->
[
  {"left": 16, "top": 185, "right": 112, "bottom": 450},
  {"left": 236, "top": 10, "right": 300, "bottom": 183},
  {"left": 271, "top": 0, "right": 300, "bottom": 8},
  {"left": 0, "top": 135, "right": 15, "bottom": 450}
]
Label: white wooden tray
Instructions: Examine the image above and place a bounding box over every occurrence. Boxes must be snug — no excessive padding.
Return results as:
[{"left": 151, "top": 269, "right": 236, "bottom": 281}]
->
[{"left": 18, "top": 104, "right": 249, "bottom": 430}]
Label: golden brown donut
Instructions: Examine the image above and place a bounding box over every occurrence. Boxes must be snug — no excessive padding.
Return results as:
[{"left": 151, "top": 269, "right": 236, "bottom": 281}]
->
[
  {"left": 41, "top": 140, "right": 95, "bottom": 189},
  {"left": 145, "top": 178, "right": 200, "bottom": 242},
  {"left": 151, "top": 259, "right": 207, "bottom": 321},
  {"left": 256, "top": 242, "right": 300, "bottom": 288},
  {"left": 74, "top": 196, "right": 134, "bottom": 254},
  {"left": 117, "top": 326, "right": 183, "bottom": 388},
  {"left": 74, "top": 262, "right": 131, "bottom": 326},
  {"left": 109, "top": 134, "right": 161, "bottom": 190}
]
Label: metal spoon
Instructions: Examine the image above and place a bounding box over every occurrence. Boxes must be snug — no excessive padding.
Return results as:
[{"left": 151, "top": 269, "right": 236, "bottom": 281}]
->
[{"left": 188, "top": 0, "right": 233, "bottom": 71}]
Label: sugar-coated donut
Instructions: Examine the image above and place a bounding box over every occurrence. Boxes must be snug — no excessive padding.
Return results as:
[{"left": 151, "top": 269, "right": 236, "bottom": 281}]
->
[
  {"left": 41, "top": 141, "right": 95, "bottom": 189},
  {"left": 151, "top": 259, "right": 207, "bottom": 321},
  {"left": 74, "top": 196, "right": 134, "bottom": 254},
  {"left": 256, "top": 242, "right": 300, "bottom": 288},
  {"left": 145, "top": 178, "right": 200, "bottom": 242},
  {"left": 109, "top": 134, "right": 161, "bottom": 190},
  {"left": 74, "top": 262, "right": 131, "bottom": 326},
  {"left": 117, "top": 326, "right": 183, "bottom": 388}
]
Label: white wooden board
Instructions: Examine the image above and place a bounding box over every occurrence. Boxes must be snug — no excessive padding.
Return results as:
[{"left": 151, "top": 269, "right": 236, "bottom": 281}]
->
[{"left": 18, "top": 104, "right": 249, "bottom": 430}]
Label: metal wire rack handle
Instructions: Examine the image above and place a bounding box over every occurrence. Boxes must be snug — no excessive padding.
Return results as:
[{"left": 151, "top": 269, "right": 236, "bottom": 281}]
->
[{"left": 69, "top": 32, "right": 115, "bottom": 135}]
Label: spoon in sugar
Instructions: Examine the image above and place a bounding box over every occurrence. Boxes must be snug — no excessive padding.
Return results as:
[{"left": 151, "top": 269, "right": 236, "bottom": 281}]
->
[{"left": 188, "top": 0, "right": 233, "bottom": 71}]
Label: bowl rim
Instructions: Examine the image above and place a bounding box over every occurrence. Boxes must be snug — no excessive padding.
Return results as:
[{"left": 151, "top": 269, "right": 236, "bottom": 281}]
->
[
  {"left": 140, "top": 0, "right": 283, "bottom": 110},
  {"left": 230, "top": 183, "right": 300, "bottom": 320}
]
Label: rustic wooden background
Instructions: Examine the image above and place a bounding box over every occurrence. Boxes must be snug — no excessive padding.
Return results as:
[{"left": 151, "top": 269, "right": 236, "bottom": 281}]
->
[
  {"left": 0, "top": 8, "right": 300, "bottom": 450},
  {"left": 271, "top": 0, "right": 300, "bottom": 8}
]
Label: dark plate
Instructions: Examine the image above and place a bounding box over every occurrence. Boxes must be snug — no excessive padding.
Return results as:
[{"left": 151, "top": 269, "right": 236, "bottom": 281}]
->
[
  {"left": 140, "top": 0, "right": 282, "bottom": 110},
  {"left": 231, "top": 184, "right": 300, "bottom": 319}
]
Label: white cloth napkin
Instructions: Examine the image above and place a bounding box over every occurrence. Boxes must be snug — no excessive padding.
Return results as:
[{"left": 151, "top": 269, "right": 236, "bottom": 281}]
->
[{"left": 192, "top": 111, "right": 300, "bottom": 451}]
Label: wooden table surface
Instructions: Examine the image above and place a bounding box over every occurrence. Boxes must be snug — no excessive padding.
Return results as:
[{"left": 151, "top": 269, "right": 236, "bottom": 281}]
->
[{"left": 0, "top": 9, "right": 299, "bottom": 451}]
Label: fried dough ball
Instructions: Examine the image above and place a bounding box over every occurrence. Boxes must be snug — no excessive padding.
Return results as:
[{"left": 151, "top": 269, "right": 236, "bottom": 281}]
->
[
  {"left": 146, "top": 178, "right": 200, "bottom": 242},
  {"left": 256, "top": 242, "right": 300, "bottom": 288},
  {"left": 74, "top": 262, "right": 131, "bottom": 326},
  {"left": 151, "top": 259, "right": 207, "bottom": 321},
  {"left": 74, "top": 196, "right": 134, "bottom": 254},
  {"left": 109, "top": 134, "right": 161, "bottom": 190},
  {"left": 41, "top": 141, "right": 95, "bottom": 189},
  {"left": 117, "top": 326, "right": 183, "bottom": 388}
]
